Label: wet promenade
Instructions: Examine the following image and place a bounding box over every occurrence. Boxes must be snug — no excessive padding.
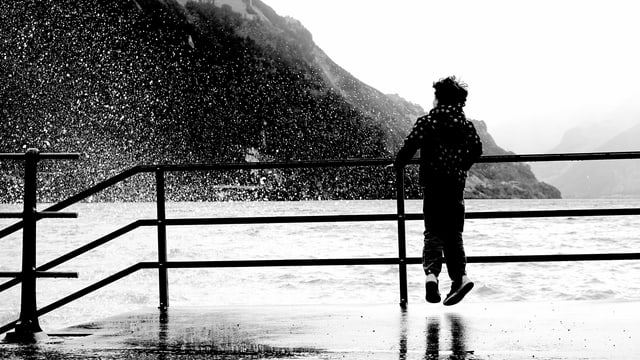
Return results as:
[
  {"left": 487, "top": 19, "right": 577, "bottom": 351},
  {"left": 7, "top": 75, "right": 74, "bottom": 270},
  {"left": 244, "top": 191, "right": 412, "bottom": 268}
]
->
[{"left": 1, "top": 300, "right": 638, "bottom": 359}]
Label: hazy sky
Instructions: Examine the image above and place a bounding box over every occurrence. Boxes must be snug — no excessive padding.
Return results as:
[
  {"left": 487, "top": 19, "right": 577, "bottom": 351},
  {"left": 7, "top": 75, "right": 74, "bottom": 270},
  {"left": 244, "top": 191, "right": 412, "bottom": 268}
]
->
[{"left": 265, "top": 0, "right": 640, "bottom": 153}]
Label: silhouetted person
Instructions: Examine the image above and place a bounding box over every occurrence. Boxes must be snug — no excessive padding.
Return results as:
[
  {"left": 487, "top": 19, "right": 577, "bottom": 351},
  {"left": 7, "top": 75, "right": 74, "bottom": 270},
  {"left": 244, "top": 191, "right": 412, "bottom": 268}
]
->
[{"left": 394, "top": 76, "right": 483, "bottom": 306}]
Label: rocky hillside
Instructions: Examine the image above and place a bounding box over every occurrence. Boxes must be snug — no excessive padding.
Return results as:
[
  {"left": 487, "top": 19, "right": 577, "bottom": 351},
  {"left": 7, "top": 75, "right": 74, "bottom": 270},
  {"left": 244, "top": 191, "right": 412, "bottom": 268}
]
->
[{"left": 0, "top": 0, "right": 559, "bottom": 201}]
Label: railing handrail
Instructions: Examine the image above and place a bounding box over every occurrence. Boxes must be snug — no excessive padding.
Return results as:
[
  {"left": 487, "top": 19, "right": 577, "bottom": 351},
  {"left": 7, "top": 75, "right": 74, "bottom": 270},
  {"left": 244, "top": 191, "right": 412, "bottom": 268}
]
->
[
  {"left": 0, "top": 153, "right": 80, "bottom": 160},
  {"left": 1, "top": 150, "right": 639, "bottom": 219},
  {"left": 2, "top": 150, "right": 640, "bottom": 338},
  {"left": 477, "top": 151, "right": 640, "bottom": 163}
]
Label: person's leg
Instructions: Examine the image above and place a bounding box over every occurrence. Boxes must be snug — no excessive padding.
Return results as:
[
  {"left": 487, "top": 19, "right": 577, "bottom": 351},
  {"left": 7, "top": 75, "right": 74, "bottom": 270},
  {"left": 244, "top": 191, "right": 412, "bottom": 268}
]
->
[
  {"left": 422, "top": 228, "right": 444, "bottom": 277},
  {"left": 440, "top": 198, "right": 466, "bottom": 282},
  {"left": 442, "top": 199, "right": 474, "bottom": 306},
  {"left": 423, "top": 228, "right": 443, "bottom": 303},
  {"left": 423, "top": 195, "right": 444, "bottom": 303},
  {"left": 442, "top": 230, "right": 466, "bottom": 282}
]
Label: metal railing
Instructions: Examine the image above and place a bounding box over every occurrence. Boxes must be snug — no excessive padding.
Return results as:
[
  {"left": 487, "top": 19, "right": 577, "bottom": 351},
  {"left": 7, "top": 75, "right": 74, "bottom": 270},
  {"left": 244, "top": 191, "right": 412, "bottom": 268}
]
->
[
  {"left": 2, "top": 149, "right": 640, "bottom": 340},
  {"left": 0, "top": 149, "right": 80, "bottom": 341}
]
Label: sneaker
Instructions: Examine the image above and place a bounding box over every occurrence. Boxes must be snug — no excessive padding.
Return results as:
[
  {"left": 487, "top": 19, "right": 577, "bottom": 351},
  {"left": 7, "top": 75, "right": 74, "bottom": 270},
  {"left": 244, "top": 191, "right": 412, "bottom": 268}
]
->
[
  {"left": 425, "top": 273, "right": 441, "bottom": 303},
  {"left": 443, "top": 275, "right": 474, "bottom": 306}
]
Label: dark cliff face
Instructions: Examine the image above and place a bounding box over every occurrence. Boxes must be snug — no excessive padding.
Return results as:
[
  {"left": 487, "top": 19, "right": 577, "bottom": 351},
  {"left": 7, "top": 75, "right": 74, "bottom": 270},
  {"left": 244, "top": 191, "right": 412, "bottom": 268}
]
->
[{"left": 0, "top": 0, "right": 559, "bottom": 201}]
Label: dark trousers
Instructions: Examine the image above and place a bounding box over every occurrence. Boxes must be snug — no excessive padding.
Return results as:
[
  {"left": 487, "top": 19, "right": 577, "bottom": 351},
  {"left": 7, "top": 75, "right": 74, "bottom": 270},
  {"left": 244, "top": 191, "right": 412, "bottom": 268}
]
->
[{"left": 421, "top": 189, "right": 467, "bottom": 282}]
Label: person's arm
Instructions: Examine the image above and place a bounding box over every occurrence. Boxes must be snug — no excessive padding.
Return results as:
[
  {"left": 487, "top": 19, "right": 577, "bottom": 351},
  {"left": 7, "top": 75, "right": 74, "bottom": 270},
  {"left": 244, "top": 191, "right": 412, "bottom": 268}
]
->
[
  {"left": 394, "top": 115, "right": 429, "bottom": 168},
  {"left": 462, "top": 122, "right": 483, "bottom": 170}
]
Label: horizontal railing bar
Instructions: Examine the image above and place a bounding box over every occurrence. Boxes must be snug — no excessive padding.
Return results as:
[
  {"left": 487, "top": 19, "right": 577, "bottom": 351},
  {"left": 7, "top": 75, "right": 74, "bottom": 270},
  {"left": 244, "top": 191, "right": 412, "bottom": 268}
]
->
[
  {"left": 0, "top": 221, "right": 144, "bottom": 294},
  {"left": 134, "top": 151, "right": 640, "bottom": 172},
  {"left": 160, "top": 214, "right": 397, "bottom": 226},
  {"left": 0, "top": 272, "right": 21, "bottom": 277},
  {"left": 0, "top": 213, "right": 21, "bottom": 219},
  {"left": 6, "top": 208, "right": 639, "bottom": 225},
  {"left": 465, "top": 253, "right": 640, "bottom": 263},
  {"left": 140, "top": 159, "right": 391, "bottom": 172},
  {"left": 465, "top": 207, "right": 640, "bottom": 219},
  {"left": 0, "top": 271, "right": 78, "bottom": 278},
  {"left": 37, "top": 211, "right": 78, "bottom": 219},
  {"left": 0, "top": 212, "right": 76, "bottom": 219},
  {"left": 2, "top": 151, "right": 639, "bottom": 166},
  {"left": 150, "top": 252, "right": 640, "bottom": 268},
  {"left": 152, "top": 208, "right": 640, "bottom": 227},
  {"left": 35, "top": 271, "right": 79, "bottom": 278},
  {"left": 477, "top": 151, "right": 640, "bottom": 163},
  {"left": 0, "top": 153, "right": 80, "bottom": 160},
  {"left": 164, "top": 258, "right": 400, "bottom": 268}
]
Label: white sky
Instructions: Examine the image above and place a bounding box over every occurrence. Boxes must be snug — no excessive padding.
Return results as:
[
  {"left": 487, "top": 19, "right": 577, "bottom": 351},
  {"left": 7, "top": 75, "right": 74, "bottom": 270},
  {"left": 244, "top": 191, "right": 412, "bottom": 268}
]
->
[{"left": 264, "top": 0, "right": 640, "bottom": 153}]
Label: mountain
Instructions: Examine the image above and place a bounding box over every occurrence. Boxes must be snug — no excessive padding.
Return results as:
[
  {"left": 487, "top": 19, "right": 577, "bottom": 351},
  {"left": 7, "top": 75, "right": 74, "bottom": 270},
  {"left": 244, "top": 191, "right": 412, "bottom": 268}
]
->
[
  {"left": 530, "top": 97, "right": 640, "bottom": 197},
  {"left": 0, "top": 0, "right": 559, "bottom": 201},
  {"left": 532, "top": 119, "right": 639, "bottom": 183},
  {"left": 536, "top": 122, "right": 640, "bottom": 198}
]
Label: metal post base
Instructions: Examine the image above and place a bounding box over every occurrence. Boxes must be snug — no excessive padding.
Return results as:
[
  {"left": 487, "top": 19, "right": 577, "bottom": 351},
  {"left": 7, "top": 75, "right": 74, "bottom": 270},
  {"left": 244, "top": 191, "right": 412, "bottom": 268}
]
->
[{"left": 3, "top": 322, "right": 48, "bottom": 343}]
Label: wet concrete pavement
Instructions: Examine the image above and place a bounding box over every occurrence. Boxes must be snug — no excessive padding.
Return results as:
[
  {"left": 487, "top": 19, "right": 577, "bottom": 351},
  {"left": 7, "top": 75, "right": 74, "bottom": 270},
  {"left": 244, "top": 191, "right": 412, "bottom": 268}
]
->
[{"left": 0, "top": 301, "right": 638, "bottom": 359}]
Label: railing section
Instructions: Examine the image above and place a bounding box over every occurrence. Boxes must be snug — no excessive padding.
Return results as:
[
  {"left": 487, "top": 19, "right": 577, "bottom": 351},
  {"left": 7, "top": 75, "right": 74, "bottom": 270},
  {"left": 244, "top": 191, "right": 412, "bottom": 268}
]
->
[
  {"left": 1, "top": 150, "right": 640, "bottom": 341},
  {"left": 0, "top": 149, "right": 79, "bottom": 342}
]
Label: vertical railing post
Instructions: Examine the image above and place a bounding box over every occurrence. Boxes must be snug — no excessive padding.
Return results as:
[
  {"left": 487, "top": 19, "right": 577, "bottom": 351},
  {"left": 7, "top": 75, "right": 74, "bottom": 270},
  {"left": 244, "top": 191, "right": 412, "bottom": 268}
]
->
[
  {"left": 156, "top": 168, "right": 169, "bottom": 311},
  {"left": 6, "top": 148, "right": 46, "bottom": 342},
  {"left": 395, "top": 166, "right": 408, "bottom": 308}
]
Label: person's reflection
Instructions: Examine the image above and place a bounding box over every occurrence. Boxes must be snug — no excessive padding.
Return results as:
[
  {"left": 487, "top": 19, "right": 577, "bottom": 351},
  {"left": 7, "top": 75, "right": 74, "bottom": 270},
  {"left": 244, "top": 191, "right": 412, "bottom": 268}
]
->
[
  {"left": 447, "top": 313, "right": 468, "bottom": 357},
  {"left": 425, "top": 316, "right": 440, "bottom": 359},
  {"left": 423, "top": 314, "right": 471, "bottom": 360}
]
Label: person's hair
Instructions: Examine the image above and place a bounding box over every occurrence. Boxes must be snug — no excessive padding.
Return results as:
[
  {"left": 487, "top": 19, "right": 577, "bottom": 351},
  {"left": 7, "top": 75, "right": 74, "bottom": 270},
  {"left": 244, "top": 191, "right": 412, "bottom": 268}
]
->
[{"left": 433, "top": 76, "right": 468, "bottom": 106}]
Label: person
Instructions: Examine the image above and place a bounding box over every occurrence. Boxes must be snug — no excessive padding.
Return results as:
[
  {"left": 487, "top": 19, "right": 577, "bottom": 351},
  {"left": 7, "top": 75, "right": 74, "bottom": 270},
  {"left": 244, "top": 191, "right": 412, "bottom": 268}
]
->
[{"left": 394, "top": 76, "right": 483, "bottom": 306}]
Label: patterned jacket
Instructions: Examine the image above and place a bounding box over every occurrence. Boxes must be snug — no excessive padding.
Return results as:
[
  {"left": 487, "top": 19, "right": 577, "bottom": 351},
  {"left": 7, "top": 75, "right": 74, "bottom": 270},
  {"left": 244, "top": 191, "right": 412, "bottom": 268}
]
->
[{"left": 395, "top": 103, "right": 483, "bottom": 191}]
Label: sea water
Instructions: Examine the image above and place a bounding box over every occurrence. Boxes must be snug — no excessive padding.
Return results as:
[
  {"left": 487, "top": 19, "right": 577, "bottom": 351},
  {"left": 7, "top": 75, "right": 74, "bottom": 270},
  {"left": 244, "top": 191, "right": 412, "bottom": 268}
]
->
[{"left": 1, "top": 199, "right": 640, "bottom": 331}]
